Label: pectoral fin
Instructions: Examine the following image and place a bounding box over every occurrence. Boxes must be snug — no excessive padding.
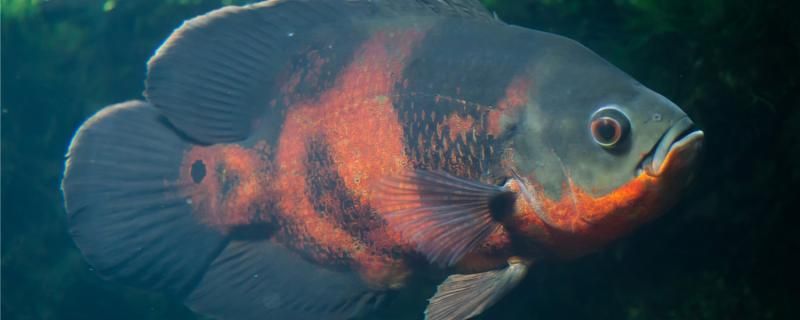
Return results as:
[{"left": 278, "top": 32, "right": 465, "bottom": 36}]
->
[
  {"left": 375, "top": 170, "right": 516, "bottom": 267},
  {"left": 425, "top": 258, "right": 529, "bottom": 320}
]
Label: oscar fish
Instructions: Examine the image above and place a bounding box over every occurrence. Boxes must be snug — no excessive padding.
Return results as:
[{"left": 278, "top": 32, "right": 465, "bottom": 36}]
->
[{"left": 61, "top": 1, "right": 704, "bottom": 319}]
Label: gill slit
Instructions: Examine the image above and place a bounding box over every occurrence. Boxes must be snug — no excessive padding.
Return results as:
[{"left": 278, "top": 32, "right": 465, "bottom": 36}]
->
[
  {"left": 552, "top": 149, "right": 593, "bottom": 231},
  {"left": 509, "top": 167, "right": 552, "bottom": 226}
]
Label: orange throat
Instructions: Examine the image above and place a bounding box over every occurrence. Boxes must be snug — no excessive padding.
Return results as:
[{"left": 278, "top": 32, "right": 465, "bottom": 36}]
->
[{"left": 509, "top": 171, "right": 682, "bottom": 259}]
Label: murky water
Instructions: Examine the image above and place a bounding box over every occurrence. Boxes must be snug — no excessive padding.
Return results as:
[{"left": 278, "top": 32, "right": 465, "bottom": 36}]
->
[{"left": 2, "top": 1, "right": 798, "bottom": 319}]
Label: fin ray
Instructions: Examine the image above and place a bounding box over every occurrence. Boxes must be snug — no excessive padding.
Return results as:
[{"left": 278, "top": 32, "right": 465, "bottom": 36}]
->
[
  {"left": 62, "top": 101, "right": 228, "bottom": 297},
  {"left": 377, "top": 170, "right": 511, "bottom": 266},
  {"left": 145, "top": 0, "right": 497, "bottom": 143},
  {"left": 425, "top": 259, "right": 529, "bottom": 320},
  {"left": 185, "top": 240, "right": 384, "bottom": 320}
]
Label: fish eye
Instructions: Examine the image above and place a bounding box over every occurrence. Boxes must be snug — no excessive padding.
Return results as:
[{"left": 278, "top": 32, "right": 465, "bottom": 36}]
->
[{"left": 589, "top": 106, "right": 630, "bottom": 149}]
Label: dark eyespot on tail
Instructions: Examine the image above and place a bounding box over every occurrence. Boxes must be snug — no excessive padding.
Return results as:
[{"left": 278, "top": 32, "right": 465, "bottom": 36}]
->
[
  {"left": 62, "top": 101, "right": 387, "bottom": 319},
  {"left": 62, "top": 100, "right": 228, "bottom": 297},
  {"left": 190, "top": 159, "right": 206, "bottom": 183},
  {"left": 65, "top": 0, "right": 503, "bottom": 316}
]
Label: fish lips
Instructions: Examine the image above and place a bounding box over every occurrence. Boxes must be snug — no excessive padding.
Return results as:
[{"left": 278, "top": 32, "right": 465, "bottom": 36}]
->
[{"left": 638, "top": 116, "right": 705, "bottom": 177}]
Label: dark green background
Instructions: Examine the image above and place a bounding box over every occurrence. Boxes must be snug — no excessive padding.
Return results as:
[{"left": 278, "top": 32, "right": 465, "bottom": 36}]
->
[{"left": 2, "top": 0, "right": 798, "bottom": 319}]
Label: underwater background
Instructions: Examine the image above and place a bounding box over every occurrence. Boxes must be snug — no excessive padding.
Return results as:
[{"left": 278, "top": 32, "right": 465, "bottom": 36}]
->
[{"left": 2, "top": 0, "right": 798, "bottom": 319}]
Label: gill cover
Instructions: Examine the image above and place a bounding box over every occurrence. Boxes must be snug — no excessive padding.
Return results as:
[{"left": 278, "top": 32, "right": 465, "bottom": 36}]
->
[{"left": 513, "top": 34, "right": 695, "bottom": 198}]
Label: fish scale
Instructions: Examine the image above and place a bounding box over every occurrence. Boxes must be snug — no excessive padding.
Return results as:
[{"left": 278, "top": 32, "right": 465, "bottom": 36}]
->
[
  {"left": 303, "top": 138, "right": 405, "bottom": 259},
  {"left": 61, "top": 1, "right": 703, "bottom": 319}
]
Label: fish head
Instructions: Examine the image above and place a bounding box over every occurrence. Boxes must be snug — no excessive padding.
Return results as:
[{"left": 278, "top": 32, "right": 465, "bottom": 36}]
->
[{"left": 508, "top": 32, "right": 704, "bottom": 256}]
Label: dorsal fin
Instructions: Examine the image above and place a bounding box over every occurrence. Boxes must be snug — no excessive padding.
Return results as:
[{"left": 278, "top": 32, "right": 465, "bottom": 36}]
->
[
  {"left": 382, "top": 0, "right": 494, "bottom": 19},
  {"left": 145, "top": 0, "right": 497, "bottom": 143}
]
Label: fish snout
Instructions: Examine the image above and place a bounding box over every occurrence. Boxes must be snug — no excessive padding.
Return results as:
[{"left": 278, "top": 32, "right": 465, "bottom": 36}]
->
[{"left": 638, "top": 117, "right": 704, "bottom": 177}]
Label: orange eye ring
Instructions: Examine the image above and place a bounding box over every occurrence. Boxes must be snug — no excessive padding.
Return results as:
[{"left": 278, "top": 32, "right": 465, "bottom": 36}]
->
[{"left": 589, "top": 107, "right": 630, "bottom": 149}]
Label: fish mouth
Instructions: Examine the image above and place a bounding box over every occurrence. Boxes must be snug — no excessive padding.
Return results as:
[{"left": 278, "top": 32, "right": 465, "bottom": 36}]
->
[{"left": 637, "top": 117, "right": 705, "bottom": 177}]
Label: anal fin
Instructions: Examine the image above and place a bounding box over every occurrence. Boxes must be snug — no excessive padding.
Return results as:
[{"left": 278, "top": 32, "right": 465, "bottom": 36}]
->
[
  {"left": 425, "top": 258, "right": 530, "bottom": 320},
  {"left": 185, "top": 240, "right": 385, "bottom": 320}
]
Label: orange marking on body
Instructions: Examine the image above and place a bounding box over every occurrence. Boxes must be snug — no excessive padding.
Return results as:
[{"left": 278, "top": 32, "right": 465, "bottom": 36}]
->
[
  {"left": 274, "top": 29, "right": 426, "bottom": 288},
  {"left": 514, "top": 172, "right": 674, "bottom": 258},
  {"left": 274, "top": 109, "right": 360, "bottom": 260},
  {"left": 488, "top": 76, "right": 532, "bottom": 136},
  {"left": 439, "top": 113, "right": 476, "bottom": 141},
  {"left": 180, "top": 142, "right": 274, "bottom": 229},
  {"left": 280, "top": 71, "right": 302, "bottom": 105}
]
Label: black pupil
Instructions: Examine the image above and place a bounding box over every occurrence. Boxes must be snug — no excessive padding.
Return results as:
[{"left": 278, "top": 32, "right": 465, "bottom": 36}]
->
[{"left": 595, "top": 118, "right": 619, "bottom": 143}]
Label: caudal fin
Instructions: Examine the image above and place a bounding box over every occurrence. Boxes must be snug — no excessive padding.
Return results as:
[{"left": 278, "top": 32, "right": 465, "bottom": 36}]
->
[
  {"left": 62, "top": 101, "right": 386, "bottom": 319},
  {"left": 62, "top": 100, "right": 227, "bottom": 297},
  {"left": 63, "top": 0, "right": 500, "bottom": 318}
]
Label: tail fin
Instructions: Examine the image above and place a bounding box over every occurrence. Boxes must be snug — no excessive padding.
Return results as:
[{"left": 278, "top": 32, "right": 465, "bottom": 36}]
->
[
  {"left": 62, "top": 101, "right": 386, "bottom": 319},
  {"left": 62, "top": 100, "right": 227, "bottom": 297},
  {"left": 62, "top": 0, "right": 501, "bottom": 317}
]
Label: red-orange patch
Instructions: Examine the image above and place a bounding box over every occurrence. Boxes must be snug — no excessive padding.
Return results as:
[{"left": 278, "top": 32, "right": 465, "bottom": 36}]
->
[
  {"left": 273, "top": 29, "right": 427, "bottom": 288},
  {"left": 488, "top": 76, "right": 532, "bottom": 136},
  {"left": 440, "top": 113, "right": 475, "bottom": 141},
  {"left": 179, "top": 141, "right": 274, "bottom": 230},
  {"left": 512, "top": 171, "right": 675, "bottom": 258}
]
